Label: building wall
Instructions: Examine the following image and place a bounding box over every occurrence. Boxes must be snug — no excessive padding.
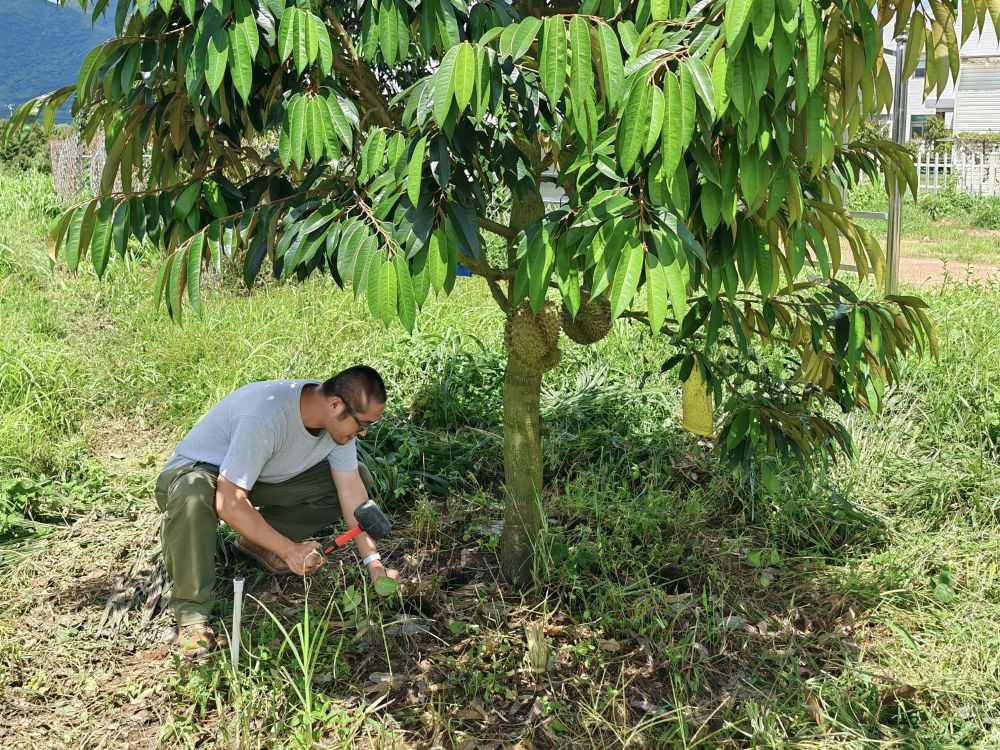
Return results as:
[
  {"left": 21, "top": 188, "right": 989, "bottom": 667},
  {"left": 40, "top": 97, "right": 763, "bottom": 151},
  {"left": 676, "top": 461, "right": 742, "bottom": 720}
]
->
[
  {"left": 960, "top": 15, "right": 1000, "bottom": 59},
  {"left": 954, "top": 60, "right": 1000, "bottom": 132}
]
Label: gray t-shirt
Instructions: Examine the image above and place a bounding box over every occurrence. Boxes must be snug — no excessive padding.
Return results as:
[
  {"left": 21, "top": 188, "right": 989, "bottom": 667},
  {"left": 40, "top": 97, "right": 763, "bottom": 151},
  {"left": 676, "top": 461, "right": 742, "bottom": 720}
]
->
[{"left": 163, "top": 379, "right": 358, "bottom": 490}]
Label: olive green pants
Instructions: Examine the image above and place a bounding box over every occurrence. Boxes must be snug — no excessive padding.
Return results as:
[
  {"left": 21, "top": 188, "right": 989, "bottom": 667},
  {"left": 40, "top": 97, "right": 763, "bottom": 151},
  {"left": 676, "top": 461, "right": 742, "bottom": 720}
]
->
[{"left": 154, "top": 459, "right": 373, "bottom": 627}]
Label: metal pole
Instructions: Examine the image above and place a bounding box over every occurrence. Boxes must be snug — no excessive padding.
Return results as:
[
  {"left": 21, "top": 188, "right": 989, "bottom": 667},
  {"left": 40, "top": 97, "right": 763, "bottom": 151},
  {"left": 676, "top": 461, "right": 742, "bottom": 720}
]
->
[{"left": 886, "top": 34, "right": 908, "bottom": 295}]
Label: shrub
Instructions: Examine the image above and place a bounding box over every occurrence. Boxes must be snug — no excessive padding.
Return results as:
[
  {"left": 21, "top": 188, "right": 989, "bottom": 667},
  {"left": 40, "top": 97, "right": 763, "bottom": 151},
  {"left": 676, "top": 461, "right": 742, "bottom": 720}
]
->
[
  {"left": 920, "top": 183, "right": 975, "bottom": 221},
  {"left": 970, "top": 197, "right": 1000, "bottom": 230},
  {"left": 0, "top": 123, "right": 68, "bottom": 173}
]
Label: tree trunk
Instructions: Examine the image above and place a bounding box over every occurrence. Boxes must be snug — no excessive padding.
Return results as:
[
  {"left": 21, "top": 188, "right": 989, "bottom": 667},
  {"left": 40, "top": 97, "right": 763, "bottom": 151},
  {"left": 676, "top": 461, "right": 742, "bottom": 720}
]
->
[
  {"left": 500, "top": 144, "right": 547, "bottom": 586},
  {"left": 499, "top": 347, "right": 544, "bottom": 586}
]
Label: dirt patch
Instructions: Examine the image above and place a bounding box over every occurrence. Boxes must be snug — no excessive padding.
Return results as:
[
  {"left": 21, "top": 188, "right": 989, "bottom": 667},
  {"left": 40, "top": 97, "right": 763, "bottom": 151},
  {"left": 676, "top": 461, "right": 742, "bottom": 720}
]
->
[
  {"left": 896, "top": 256, "right": 1000, "bottom": 287},
  {"left": 0, "top": 514, "right": 173, "bottom": 749},
  {"left": 0, "top": 495, "right": 879, "bottom": 749}
]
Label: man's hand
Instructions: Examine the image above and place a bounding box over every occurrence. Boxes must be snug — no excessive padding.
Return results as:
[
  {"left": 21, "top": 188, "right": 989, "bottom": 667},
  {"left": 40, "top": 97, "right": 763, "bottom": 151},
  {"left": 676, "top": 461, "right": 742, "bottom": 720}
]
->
[
  {"left": 282, "top": 541, "right": 325, "bottom": 576},
  {"left": 367, "top": 561, "right": 400, "bottom": 587}
]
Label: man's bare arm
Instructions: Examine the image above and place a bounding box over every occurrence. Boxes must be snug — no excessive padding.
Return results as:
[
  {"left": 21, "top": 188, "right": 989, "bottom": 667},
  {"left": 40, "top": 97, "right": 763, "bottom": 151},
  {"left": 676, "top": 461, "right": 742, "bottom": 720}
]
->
[{"left": 214, "top": 475, "right": 323, "bottom": 575}]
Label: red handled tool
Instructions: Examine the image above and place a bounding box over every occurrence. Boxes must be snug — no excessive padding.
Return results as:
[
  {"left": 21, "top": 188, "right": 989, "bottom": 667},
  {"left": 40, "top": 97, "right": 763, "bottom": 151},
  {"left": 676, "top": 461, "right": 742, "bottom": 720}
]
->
[{"left": 323, "top": 499, "right": 391, "bottom": 553}]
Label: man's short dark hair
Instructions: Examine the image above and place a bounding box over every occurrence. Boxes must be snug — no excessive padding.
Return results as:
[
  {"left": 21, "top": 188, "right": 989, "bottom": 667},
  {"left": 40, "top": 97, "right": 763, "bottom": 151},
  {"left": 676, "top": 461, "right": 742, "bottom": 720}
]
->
[{"left": 321, "top": 366, "right": 387, "bottom": 410}]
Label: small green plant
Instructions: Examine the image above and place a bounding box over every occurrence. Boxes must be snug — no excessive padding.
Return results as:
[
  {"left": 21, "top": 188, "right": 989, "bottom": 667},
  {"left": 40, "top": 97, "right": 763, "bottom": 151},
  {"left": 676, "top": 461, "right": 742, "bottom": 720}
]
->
[{"left": 250, "top": 583, "right": 345, "bottom": 748}]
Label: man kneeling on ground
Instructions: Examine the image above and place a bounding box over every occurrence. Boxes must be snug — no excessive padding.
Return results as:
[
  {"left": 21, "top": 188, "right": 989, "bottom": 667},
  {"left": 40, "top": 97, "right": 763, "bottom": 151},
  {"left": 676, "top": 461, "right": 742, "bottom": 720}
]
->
[{"left": 154, "top": 366, "right": 399, "bottom": 657}]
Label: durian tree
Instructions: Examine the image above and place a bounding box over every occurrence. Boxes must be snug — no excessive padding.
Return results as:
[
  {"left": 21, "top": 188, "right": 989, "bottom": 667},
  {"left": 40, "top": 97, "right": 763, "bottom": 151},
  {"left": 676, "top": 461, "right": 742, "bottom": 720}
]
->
[{"left": 4, "top": 0, "right": 990, "bottom": 585}]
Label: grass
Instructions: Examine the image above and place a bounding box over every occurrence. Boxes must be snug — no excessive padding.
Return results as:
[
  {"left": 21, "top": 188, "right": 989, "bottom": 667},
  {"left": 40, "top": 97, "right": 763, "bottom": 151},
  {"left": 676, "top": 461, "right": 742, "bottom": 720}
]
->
[{"left": 1, "top": 164, "right": 999, "bottom": 748}]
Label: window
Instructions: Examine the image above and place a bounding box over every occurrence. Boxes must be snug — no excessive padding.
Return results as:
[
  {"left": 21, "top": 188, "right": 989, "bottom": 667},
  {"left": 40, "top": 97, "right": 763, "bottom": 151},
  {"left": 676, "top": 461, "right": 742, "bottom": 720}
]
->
[{"left": 910, "top": 114, "right": 932, "bottom": 138}]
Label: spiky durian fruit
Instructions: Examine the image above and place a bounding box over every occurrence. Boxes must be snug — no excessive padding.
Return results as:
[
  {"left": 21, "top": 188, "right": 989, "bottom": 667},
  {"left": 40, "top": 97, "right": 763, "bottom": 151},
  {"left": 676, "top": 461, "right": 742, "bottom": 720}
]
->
[
  {"left": 504, "top": 301, "right": 561, "bottom": 373},
  {"left": 561, "top": 294, "right": 613, "bottom": 345}
]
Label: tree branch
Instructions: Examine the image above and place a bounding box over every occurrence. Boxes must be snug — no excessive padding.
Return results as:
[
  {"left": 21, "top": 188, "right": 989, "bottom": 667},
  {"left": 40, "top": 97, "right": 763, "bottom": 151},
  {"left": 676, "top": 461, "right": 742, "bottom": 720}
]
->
[
  {"left": 323, "top": 9, "right": 400, "bottom": 130},
  {"left": 481, "top": 216, "right": 516, "bottom": 242}
]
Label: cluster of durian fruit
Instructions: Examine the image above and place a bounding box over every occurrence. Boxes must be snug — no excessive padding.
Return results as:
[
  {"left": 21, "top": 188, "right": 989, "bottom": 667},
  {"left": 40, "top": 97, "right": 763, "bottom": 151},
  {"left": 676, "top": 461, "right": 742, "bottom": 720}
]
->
[
  {"left": 503, "top": 293, "right": 613, "bottom": 374},
  {"left": 502, "top": 293, "right": 715, "bottom": 438}
]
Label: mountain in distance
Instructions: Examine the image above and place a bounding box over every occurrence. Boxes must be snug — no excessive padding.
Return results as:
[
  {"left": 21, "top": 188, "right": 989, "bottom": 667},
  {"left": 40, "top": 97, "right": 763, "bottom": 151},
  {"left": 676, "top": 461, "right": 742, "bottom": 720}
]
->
[{"left": 1, "top": 0, "right": 115, "bottom": 123}]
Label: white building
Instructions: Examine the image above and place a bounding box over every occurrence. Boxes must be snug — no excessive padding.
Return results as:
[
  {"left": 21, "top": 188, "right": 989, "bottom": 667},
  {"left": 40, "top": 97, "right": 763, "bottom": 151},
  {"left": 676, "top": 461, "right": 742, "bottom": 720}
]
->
[{"left": 885, "top": 16, "right": 1000, "bottom": 136}]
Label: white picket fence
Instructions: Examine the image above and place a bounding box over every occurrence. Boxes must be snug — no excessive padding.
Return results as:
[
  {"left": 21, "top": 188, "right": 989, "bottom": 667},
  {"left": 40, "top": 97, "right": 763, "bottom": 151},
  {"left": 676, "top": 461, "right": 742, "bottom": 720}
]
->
[{"left": 913, "top": 141, "right": 1000, "bottom": 196}]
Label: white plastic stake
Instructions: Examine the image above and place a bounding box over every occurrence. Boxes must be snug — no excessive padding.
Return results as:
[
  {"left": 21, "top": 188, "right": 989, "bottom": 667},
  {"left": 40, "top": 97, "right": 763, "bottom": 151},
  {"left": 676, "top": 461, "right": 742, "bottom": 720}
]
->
[{"left": 231, "top": 575, "right": 245, "bottom": 670}]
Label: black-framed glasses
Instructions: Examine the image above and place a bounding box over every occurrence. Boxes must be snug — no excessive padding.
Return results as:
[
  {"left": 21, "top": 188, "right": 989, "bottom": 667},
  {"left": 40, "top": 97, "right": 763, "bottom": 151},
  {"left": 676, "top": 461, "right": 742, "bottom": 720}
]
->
[{"left": 338, "top": 395, "right": 381, "bottom": 433}]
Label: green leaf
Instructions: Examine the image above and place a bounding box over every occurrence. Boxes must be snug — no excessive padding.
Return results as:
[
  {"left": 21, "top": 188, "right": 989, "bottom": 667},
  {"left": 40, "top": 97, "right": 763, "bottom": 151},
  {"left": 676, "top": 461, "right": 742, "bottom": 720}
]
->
[
  {"left": 678, "top": 64, "right": 697, "bottom": 147},
  {"left": 167, "top": 245, "right": 187, "bottom": 322},
  {"left": 315, "top": 16, "right": 333, "bottom": 75},
  {"left": 527, "top": 229, "right": 555, "bottom": 313},
  {"left": 336, "top": 221, "right": 365, "bottom": 281},
  {"left": 90, "top": 199, "right": 115, "bottom": 278},
  {"left": 903, "top": 14, "right": 926, "bottom": 80},
  {"left": 752, "top": 0, "right": 775, "bottom": 50},
  {"left": 802, "top": 1, "right": 823, "bottom": 89},
  {"left": 610, "top": 236, "right": 643, "bottom": 319},
  {"left": 540, "top": 16, "right": 567, "bottom": 104},
  {"left": 569, "top": 17, "right": 593, "bottom": 112},
  {"left": 645, "top": 250, "right": 668, "bottom": 334},
  {"left": 597, "top": 21, "right": 624, "bottom": 109},
  {"left": 202, "top": 180, "right": 228, "bottom": 219},
  {"left": 712, "top": 49, "right": 730, "bottom": 116},
  {"left": 244, "top": 235, "right": 267, "bottom": 288},
  {"left": 365, "top": 252, "right": 384, "bottom": 314},
  {"left": 394, "top": 255, "right": 416, "bottom": 332},
  {"left": 654, "top": 230, "right": 687, "bottom": 321},
  {"left": 205, "top": 26, "right": 229, "bottom": 95},
  {"left": 187, "top": 232, "right": 205, "bottom": 316},
  {"left": 472, "top": 46, "right": 492, "bottom": 121},
  {"left": 617, "top": 81, "right": 651, "bottom": 174},
  {"left": 644, "top": 84, "right": 665, "bottom": 155},
  {"left": 374, "top": 574, "right": 398, "bottom": 597},
  {"left": 305, "top": 95, "right": 327, "bottom": 163},
  {"left": 452, "top": 43, "right": 476, "bottom": 112},
  {"left": 725, "top": 0, "right": 754, "bottom": 52},
  {"left": 64, "top": 202, "right": 95, "bottom": 273},
  {"left": 229, "top": 17, "right": 256, "bottom": 102},
  {"left": 701, "top": 183, "right": 722, "bottom": 231},
  {"left": 325, "top": 94, "right": 353, "bottom": 148},
  {"left": 661, "top": 73, "right": 682, "bottom": 177},
  {"left": 299, "top": 9, "right": 319, "bottom": 74},
  {"left": 278, "top": 6, "right": 298, "bottom": 63},
  {"left": 683, "top": 57, "right": 715, "bottom": 118},
  {"left": 360, "top": 128, "right": 387, "bottom": 183},
  {"left": 427, "top": 228, "right": 448, "bottom": 293},
  {"left": 848, "top": 306, "right": 865, "bottom": 365},
  {"left": 155, "top": 252, "right": 176, "bottom": 312},
  {"left": 406, "top": 135, "right": 427, "bottom": 206},
  {"left": 379, "top": 0, "right": 399, "bottom": 67},
  {"left": 289, "top": 95, "right": 307, "bottom": 167},
  {"left": 386, "top": 133, "right": 406, "bottom": 169},
  {"left": 510, "top": 16, "right": 542, "bottom": 60},
  {"left": 173, "top": 181, "right": 202, "bottom": 222},
  {"left": 378, "top": 256, "right": 398, "bottom": 325},
  {"left": 112, "top": 201, "right": 131, "bottom": 257},
  {"left": 434, "top": 45, "right": 461, "bottom": 125},
  {"left": 756, "top": 239, "right": 774, "bottom": 298}
]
